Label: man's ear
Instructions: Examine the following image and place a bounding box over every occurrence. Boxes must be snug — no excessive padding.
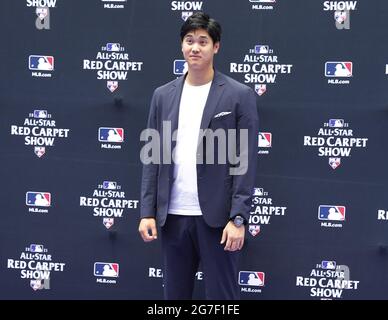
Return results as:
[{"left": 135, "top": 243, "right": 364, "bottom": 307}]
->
[{"left": 214, "top": 42, "right": 220, "bottom": 54}]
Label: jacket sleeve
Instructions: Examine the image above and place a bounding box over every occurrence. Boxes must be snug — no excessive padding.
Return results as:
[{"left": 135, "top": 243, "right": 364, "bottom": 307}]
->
[
  {"left": 229, "top": 87, "right": 259, "bottom": 222},
  {"left": 140, "top": 90, "right": 159, "bottom": 220}
]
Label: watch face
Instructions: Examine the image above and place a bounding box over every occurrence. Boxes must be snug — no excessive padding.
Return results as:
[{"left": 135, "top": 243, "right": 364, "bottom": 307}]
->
[{"left": 234, "top": 216, "right": 244, "bottom": 227}]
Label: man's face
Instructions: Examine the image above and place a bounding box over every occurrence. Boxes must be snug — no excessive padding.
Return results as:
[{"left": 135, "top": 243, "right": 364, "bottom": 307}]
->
[{"left": 181, "top": 29, "right": 219, "bottom": 72}]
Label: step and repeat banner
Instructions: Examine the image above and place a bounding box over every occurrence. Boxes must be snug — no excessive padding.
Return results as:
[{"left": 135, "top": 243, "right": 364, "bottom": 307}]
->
[{"left": 1, "top": 0, "right": 388, "bottom": 300}]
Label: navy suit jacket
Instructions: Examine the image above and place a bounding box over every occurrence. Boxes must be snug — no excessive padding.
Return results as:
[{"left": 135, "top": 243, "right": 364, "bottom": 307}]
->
[{"left": 140, "top": 70, "right": 259, "bottom": 228}]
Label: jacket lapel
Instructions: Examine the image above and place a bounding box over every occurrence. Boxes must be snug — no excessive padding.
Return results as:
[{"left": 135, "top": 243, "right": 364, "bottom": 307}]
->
[
  {"left": 199, "top": 70, "right": 226, "bottom": 130},
  {"left": 167, "top": 75, "right": 185, "bottom": 184},
  {"left": 168, "top": 74, "right": 186, "bottom": 135},
  {"left": 168, "top": 71, "right": 226, "bottom": 135},
  {"left": 167, "top": 71, "right": 226, "bottom": 158}
]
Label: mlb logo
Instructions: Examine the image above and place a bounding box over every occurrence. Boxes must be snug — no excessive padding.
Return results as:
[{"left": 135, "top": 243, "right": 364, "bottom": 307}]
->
[
  {"left": 325, "top": 62, "right": 352, "bottom": 77},
  {"left": 107, "top": 81, "right": 118, "bottom": 93},
  {"left": 239, "top": 271, "right": 265, "bottom": 287},
  {"left": 253, "top": 188, "right": 263, "bottom": 196},
  {"left": 318, "top": 205, "right": 346, "bottom": 221},
  {"left": 334, "top": 11, "right": 347, "bottom": 24},
  {"left": 328, "top": 119, "right": 344, "bottom": 128},
  {"left": 173, "top": 60, "right": 187, "bottom": 75},
  {"left": 30, "top": 244, "right": 44, "bottom": 253},
  {"left": 255, "top": 84, "right": 267, "bottom": 96},
  {"left": 98, "top": 127, "right": 124, "bottom": 143},
  {"left": 94, "top": 262, "right": 119, "bottom": 277},
  {"left": 36, "top": 7, "right": 48, "bottom": 20},
  {"left": 26, "top": 192, "right": 51, "bottom": 207},
  {"left": 30, "top": 279, "right": 43, "bottom": 291},
  {"left": 106, "top": 43, "right": 120, "bottom": 52},
  {"left": 254, "top": 45, "right": 269, "bottom": 54},
  {"left": 249, "top": 225, "right": 261, "bottom": 237},
  {"left": 103, "top": 181, "right": 117, "bottom": 190},
  {"left": 322, "top": 260, "right": 337, "bottom": 270},
  {"left": 33, "top": 110, "right": 48, "bottom": 118},
  {"left": 258, "top": 132, "right": 272, "bottom": 148},
  {"left": 29, "top": 55, "right": 54, "bottom": 71},
  {"left": 329, "top": 157, "right": 341, "bottom": 169},
  {"left": 34, "top": 147, "right": 46, "bottom": 158},
  {"left": 250, "top": 0, "right": 276, "bottom": 2},
  {"left": 103, "top": 218, "right": 114, "bottom": 229},
  {"left": 181, "top": 11, "right": 193, "bottom": 21}
]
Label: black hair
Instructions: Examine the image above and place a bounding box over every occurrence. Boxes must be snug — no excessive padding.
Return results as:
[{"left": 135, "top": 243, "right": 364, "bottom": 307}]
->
[{"left": 180, "top": 12, "right": 222, "bottom": 44}]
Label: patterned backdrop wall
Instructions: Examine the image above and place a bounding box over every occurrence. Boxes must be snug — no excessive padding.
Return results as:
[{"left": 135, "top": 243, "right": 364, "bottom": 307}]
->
[{"left": 1, "top": 0, "right": 388, "bottom": 300}]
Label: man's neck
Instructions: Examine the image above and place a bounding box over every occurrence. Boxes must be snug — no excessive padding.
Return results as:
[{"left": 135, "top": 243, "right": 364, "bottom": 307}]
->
[{"left": 186, "top": 67, "right": 214, "bottom": 86}]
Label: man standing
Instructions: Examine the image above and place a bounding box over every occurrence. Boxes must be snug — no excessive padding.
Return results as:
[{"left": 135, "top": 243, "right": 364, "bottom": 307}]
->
[{"left": 139, "top": 12, "right": 258, "bottom": 300}]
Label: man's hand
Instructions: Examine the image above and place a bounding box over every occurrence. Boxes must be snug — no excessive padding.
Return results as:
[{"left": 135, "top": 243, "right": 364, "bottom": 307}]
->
[
  {"left": 138, "top": 218, "right": 158, "bottom": 242},
  {"left": 220, "top": 221, "right": 245, "bottom": 251}
]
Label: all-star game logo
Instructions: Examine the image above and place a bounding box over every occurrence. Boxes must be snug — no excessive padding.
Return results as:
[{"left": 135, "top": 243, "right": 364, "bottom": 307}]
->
[
  {"left": 10, "top": 109, "right": 70, "bottom": 158},
  {"left": 323, "top": 1, "right": 357, "bottom": 30},
  {"left": 101, "top": 0, "right": 127, "bottom": 9},
  {"left": 303, "top": 119, "right": 368, "bottom": 169},
  {"left": 26, "top": 0, "right": 58, "bottom": 30},
  {"left": 296, "top": 260, "right": 360, "bottom": 300},
  {"left": 171, "top": 1, "right": 204, "bottom": 21},
  {"left": 7, "top": 244, "right": 66, "bottom": 291},
  {"left": 79, "top": 181, "right": 139, "bottom": 229},
  {"left": 229, "top": 44, "right": 293, "bottom": 96},
  {"left": 83, "top": 43, "right": 143, "bottom": 92},
  {"left": 249, "top": 187, "right": 287, "bottom": 237},
  {"left": 249, "top": 0, "right": 276, "bottom": 11}
]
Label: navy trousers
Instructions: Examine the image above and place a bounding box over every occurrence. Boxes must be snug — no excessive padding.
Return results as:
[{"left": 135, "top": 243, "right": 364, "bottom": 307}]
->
[{"left": 161, "top": 214, "right": 240, "bottom": 300}]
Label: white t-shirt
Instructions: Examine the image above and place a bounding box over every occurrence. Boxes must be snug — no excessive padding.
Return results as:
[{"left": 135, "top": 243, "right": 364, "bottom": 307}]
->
[{"left": 168, "top": 80, "right": 212, "bottom": 216}]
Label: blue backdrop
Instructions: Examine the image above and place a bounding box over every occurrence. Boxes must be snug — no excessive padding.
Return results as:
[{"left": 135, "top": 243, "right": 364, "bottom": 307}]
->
[{"left": 1, "top": 0, "right": 387, "bottom": 300}]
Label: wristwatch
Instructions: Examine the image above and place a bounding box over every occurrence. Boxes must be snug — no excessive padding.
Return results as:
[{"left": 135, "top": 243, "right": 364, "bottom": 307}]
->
[{"left": 231, "top": 215, "right": 245, "bottom": 227}]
